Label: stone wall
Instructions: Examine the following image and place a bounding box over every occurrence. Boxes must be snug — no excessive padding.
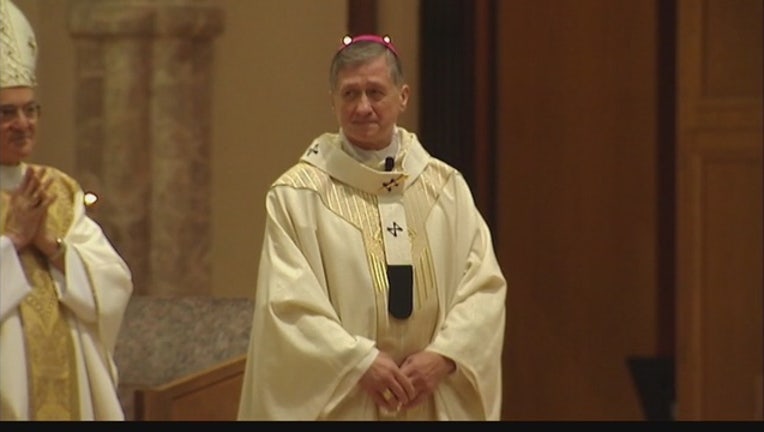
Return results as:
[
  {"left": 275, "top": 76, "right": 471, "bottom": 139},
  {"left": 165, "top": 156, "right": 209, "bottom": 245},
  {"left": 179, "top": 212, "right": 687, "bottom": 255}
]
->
[{"left": 114, "top": 295, "right": 254, "bottom": 420}]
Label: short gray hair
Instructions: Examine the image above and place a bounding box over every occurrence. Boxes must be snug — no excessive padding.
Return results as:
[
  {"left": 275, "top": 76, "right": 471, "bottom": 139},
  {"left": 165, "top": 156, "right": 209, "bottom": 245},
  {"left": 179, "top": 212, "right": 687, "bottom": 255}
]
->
[{"left": 329, "top": 41, "right": 405, "bottom": 91}]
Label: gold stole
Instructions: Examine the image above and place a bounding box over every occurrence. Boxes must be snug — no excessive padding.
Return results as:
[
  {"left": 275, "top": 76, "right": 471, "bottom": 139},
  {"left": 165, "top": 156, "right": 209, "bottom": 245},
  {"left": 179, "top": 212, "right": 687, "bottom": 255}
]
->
[{"left": 0, "top": 176, "right": 79, "bottom": 420}]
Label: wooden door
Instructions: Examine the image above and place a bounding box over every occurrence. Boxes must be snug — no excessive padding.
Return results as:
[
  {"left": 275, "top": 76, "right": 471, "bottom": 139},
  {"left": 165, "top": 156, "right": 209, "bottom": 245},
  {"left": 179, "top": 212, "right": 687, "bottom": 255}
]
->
[
  {"left": 675, "top": 0, "right": 763, "bottom": 420},
  {"left": 495, "top": 0, "right": 664, "bottom": 419}
]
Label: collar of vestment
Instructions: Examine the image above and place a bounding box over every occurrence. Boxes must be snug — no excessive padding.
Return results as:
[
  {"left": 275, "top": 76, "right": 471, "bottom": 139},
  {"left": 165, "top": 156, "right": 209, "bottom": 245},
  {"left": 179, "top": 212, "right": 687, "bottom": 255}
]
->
[
  {"left": 300, "top": 126, "right": 430, "bottom": 196},
  {"left": 0, "top": 162, "right": 26, "bottom": 191},
  {"left": 339, "top": 129, "right": 400, "bottom": 170}
]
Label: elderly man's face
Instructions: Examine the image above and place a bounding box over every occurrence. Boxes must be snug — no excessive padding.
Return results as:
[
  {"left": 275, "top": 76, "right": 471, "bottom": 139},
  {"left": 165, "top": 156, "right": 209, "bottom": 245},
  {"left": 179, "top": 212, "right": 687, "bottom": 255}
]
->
[
  {"left": 0, "top": 87, "right": 38, "bottom": 165},
  {"left": 331, "top": 55, "right": 409, "bottom": 151}
]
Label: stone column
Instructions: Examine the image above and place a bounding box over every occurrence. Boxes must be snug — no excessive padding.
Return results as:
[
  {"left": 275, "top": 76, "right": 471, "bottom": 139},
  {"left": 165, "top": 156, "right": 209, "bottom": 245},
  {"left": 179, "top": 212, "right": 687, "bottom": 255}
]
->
[{"left": 69, "top": 0, "right": 223, "bottom": 295}]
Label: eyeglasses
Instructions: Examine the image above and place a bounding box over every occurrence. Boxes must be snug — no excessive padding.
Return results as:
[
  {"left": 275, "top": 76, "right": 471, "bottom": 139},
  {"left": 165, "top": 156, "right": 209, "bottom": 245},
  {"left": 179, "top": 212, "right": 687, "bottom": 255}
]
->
[{"left": 0, "top": 102, "right": 42, "bottom": 125}]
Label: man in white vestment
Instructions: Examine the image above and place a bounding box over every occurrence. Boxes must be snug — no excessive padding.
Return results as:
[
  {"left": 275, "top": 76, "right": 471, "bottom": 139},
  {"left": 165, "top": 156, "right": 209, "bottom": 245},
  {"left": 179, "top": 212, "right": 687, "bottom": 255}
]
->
[
  {"left": 237, "top": 34, "right": 507, "bottom": 421},
  {"left": 0, "top": 0, "right": 134, "bottom": 420}
]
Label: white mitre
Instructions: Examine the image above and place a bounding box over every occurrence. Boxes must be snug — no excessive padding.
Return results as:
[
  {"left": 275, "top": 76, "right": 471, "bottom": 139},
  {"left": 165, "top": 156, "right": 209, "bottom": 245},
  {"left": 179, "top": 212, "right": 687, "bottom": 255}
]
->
[{"left": 0, "top": 0, "right": 37, "bottom": 88}]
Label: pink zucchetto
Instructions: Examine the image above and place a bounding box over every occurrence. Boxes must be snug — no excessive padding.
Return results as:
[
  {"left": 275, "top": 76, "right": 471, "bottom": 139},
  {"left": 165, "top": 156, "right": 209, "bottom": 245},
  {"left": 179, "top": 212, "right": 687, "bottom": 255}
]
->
[{"left": 337, "top": 34, "right": 399, "bottom": 58}]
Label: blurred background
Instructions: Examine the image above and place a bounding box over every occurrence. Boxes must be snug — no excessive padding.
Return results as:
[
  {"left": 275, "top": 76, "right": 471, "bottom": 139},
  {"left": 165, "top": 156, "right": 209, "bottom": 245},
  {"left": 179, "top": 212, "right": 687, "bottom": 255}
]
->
[{"left": 14, "top": 0, "right": 762, "bottom": 421}]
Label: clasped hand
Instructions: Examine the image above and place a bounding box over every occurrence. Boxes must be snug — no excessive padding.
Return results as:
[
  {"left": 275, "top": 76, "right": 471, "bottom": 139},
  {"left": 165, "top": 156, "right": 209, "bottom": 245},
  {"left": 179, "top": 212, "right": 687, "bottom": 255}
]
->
[
  {"left": 359, "top": 350, "right": 455, "bottom": 413},
  {"left": 5, "top": 167, "right": 56, "bottom": 251}
]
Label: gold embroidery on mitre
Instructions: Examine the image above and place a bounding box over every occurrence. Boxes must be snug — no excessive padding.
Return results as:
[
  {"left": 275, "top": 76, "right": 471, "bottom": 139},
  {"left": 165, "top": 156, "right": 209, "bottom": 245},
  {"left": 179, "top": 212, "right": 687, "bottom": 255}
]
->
[{"left": 0, "top": 0, "right": 38, "bottom": 88}]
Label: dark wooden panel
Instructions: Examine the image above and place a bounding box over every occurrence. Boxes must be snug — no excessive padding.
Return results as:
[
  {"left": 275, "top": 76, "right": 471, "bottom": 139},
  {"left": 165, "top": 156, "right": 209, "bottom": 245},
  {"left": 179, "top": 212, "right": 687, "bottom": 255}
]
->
[
  {"left": 675, "top": 0, "right": 763, "bottom": 420},
  {"left": 419, "top": 0, "right": 477, "bottom": 199},
  {"left": 348, "top": 0, "right": 377, "bottom": 35},
  {"left": 495, "top": 0, "right": 662, "bottom": 420},
  {"left": 472, "top": 0, "right": 497, "bottom": 224},
  {"left": 702, "top": 0, "right": 763, "bottom": 98},
  {"left": 135, "top": 356, "right": 246, "bottom": 420}
]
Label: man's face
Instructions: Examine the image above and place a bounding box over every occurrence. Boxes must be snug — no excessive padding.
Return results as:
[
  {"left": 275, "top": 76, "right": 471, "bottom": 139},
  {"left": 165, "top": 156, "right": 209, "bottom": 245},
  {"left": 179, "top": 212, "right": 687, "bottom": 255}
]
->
[
  {"left": 0, "top": 87, "right": 38, "bottom": 165},
  {"left": 331, "top": 55, "right": 409, "bottom": 151}
]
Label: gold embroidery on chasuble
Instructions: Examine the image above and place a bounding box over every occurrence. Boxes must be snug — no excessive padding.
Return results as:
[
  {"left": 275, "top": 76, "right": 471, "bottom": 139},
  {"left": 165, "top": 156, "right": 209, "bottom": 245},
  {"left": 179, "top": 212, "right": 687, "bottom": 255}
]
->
[
  {"left": 400, "top": 161, "right": 451, "bottom": 313},
  {"left": 278, "top": 165, "right": 388, "bottom": 322},
  {"left": 0, "top": 172, "right": 80, "bottom": 420},
  {"left": 276, "top": 161, "right": 451, "bottom": 322}
]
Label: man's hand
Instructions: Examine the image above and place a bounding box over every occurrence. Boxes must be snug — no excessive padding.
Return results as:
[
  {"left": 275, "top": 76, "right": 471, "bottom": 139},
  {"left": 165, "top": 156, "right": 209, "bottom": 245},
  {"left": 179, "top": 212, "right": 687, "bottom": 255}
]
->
[
  {"left": 5, "top": 168, "right": 53, "bottom": 250},
  {"left": 359, "top": 351, "right": 417, "bottom": 412},
  {"left": 398, "top": 350, "right": 456, "bottom": 410}
]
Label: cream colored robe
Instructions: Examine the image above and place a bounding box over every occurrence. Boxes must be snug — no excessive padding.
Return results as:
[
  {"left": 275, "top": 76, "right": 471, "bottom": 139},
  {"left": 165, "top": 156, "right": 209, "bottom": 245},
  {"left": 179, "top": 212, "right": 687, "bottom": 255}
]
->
[
  {"left": 0, "top": 163, "right": 133, "bottom": 420},
  {"left": 238, "top": 128, "right": 507, "bottom": 420}
]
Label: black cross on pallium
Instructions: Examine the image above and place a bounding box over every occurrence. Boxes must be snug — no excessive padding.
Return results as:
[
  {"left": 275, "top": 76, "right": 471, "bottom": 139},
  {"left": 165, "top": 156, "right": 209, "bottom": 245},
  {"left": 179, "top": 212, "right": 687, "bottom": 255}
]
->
[
  {"left": 386, "top": 221, "right": 404, "bottom": 237},
  {"left": 382, "top": 178, "right": 401, "bottom": 192},
  {"left": 305, "top": 145, "right": 319, "bottom": 156}
]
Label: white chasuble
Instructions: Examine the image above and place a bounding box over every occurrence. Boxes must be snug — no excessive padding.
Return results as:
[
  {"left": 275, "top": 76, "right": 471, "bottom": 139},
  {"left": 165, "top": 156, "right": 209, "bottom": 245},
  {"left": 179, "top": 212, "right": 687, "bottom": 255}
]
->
[
  {"left": 238, "top": 127, "right": 506, "bottom": 420},
  {"left": 0, "top": 164, "right": 133, "bottom": 420}
]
